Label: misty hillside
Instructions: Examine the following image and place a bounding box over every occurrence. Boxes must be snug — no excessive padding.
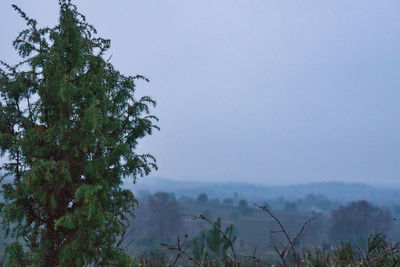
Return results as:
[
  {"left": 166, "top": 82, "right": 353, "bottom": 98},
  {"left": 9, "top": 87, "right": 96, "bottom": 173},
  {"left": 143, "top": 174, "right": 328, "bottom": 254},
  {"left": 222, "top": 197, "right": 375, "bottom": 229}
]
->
[{"left": 130, "top": 177, "right": 400, "bottom": 206}]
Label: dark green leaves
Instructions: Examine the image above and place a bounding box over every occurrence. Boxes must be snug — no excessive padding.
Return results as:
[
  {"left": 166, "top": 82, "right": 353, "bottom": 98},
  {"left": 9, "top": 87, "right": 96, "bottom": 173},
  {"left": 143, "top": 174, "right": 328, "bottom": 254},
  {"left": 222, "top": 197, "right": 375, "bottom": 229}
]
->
[{"left": 0, "top": 1, "right": 157, "bottom": 265}]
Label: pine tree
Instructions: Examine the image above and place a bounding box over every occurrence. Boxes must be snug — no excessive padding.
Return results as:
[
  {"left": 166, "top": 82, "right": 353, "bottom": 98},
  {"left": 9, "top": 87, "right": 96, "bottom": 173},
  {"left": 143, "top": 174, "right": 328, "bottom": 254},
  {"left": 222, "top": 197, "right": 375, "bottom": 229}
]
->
[
  {"left": 0, "top": 1, "right": 158, "bottom": 265},
  {"left": 192, "top": 218, "right": 236, "bottom": 264}
]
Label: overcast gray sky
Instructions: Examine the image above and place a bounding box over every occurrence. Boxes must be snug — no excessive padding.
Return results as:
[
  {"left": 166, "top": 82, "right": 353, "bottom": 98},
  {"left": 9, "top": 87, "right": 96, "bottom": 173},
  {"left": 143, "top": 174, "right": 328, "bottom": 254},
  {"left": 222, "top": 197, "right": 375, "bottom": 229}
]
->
[{"left": 1, "top": 1, "right": 400, "bottom": 186}]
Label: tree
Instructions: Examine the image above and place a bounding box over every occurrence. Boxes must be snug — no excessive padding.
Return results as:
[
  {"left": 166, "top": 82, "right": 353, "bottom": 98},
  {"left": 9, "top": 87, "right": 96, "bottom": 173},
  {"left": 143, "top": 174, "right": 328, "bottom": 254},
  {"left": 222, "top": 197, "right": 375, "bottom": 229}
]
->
[
  {"left": 192, "top": 217, "right": 236, "bottom": 264},
  {"left": 147, "top": 192, "right": 183, "bottom": 242},
  {"left": 329, "top": 200, "right": 393, "bottom": 243},
  {"left": 237, "top": 199, "right": 248, "bottom": 208},
  {"left": 238, "top": 199, "right": 251, "bottom": 216},
  {"left": 196, "top": 193, "right": 208, "bottom": 204},
  {"left": 223, "top": 198, "right": 233, "bottom": 206},
  {"left": 0, "top": 1, "right": 158, "bottom": 265},
  {"left": 284, "top": 201, "right": 298, "bottom": 212}
]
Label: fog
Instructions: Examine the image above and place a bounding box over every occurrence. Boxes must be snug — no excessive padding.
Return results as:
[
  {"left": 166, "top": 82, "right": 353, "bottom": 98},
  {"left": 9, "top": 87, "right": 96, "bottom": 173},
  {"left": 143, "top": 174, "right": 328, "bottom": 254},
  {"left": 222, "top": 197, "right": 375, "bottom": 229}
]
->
[{"left": 1, "top": 0, "right": 400, "bottom": 186}]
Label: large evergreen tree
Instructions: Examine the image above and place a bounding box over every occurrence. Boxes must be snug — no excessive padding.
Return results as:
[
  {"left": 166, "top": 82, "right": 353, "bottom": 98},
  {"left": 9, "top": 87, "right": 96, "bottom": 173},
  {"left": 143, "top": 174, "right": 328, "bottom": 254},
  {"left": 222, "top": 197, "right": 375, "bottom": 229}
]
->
[{"left": 0, "top": 1, "right": 158, "bottom": 265}]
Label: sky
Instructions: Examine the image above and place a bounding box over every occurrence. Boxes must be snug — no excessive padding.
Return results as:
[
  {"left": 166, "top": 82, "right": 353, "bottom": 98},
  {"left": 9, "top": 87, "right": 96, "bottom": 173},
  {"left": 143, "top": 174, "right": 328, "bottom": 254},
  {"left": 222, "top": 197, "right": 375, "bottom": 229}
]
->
[{"left": 1, "top": 1, "right": 400, "bottom": 186}]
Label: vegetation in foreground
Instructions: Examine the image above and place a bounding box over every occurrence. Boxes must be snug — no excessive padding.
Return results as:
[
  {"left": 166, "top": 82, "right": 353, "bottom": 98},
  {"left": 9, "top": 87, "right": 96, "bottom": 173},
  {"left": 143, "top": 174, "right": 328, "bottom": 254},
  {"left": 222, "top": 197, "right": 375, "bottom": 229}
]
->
[
  {"left": 1, "top": 199, "right": 399, "bottom": 266},
  {"left": 133, "top": 199, "right": 400, "bottom": 267}
]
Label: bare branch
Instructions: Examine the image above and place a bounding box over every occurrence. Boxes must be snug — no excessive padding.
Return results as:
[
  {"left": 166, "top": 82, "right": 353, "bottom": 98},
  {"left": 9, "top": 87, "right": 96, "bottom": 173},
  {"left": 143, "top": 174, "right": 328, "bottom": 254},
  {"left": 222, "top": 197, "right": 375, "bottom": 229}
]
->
[
  {"left": 161, "top": 237, "right": 202, "bottom": 266},
  {"left": 256, "top": 204, "right": 315, "bottom": 266},
  {"left": 190, "top": 214, "right": 238, "bottom": 265}
]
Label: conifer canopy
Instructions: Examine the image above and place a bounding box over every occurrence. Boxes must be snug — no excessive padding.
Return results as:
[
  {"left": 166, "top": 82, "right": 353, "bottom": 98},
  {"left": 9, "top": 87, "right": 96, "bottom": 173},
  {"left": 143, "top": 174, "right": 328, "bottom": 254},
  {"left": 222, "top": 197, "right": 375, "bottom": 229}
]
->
[{"left": 0, "top": 1, "right": 158, "bottom": 265}]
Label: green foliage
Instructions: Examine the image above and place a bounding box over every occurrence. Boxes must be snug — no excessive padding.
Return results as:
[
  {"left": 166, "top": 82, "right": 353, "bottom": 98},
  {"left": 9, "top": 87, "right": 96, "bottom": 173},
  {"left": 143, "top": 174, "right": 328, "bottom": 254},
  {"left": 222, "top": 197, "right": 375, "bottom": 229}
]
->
[
  {"left": 138, "top": 250, "right": 170, "bottom": 267},
  {"left": 332, "top": 242, "right": 357, "bottom": 266},
  {"left": 4, "top": 242, "right": 27, "bottom": 266},
  {"left": 363, "top": 233, "right": 400, "bottom": 266},
  {"left": 192, "top": 217, "right": 236, "bottom": 264},
  {"left": 0, "top": 0, "right": 157, "bottom": 265},
  {"left": 303, "top": 248, "right": 330, "bottom": 267},
  {"left": 304, "top": 234, "right": 400, "bottom": 267}
]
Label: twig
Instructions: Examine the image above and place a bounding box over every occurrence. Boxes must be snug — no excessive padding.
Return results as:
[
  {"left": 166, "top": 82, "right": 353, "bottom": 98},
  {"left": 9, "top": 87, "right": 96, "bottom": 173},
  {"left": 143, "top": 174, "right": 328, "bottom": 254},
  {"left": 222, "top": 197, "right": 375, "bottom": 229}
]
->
[
  {"left": 161, "top": 237, "right": 202, "bottom": 266},
  {"left": 290, "top": 216, "right": 316, "bottom": 262},
  {"left": 256, "top": 204, "right": 315, "bottom": 266},
  {"left": 116, "top": 220, "right": 136, "bottom": 249},
  {"left": 191, "top": 214, "right": 238, "bottom": 265},
  {"left": 239, "top": 248, "right": 269, "bottom": 264},
  {"left": 273, "top": 245, "right": 288, "bottom": 266},
  {"left": 106, "top": 54, "right": 113, "bottom": 63},
  {"left": 369, "top": 242, "right": 400, "bottom": 266}
]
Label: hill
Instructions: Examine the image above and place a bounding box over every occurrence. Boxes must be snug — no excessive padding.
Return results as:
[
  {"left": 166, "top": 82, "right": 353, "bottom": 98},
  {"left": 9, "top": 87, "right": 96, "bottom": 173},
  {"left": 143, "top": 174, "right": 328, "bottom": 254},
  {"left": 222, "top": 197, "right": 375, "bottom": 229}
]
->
[{"left": 129, "top": 177, "right": 400, "bottom": 206}]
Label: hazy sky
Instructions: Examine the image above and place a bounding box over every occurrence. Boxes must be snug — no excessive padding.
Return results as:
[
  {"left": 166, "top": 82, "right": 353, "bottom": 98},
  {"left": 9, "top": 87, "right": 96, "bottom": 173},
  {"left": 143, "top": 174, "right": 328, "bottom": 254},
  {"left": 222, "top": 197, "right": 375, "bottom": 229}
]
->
[{"left": 1, "top": 1, "right": 400, "bottom": 186}]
